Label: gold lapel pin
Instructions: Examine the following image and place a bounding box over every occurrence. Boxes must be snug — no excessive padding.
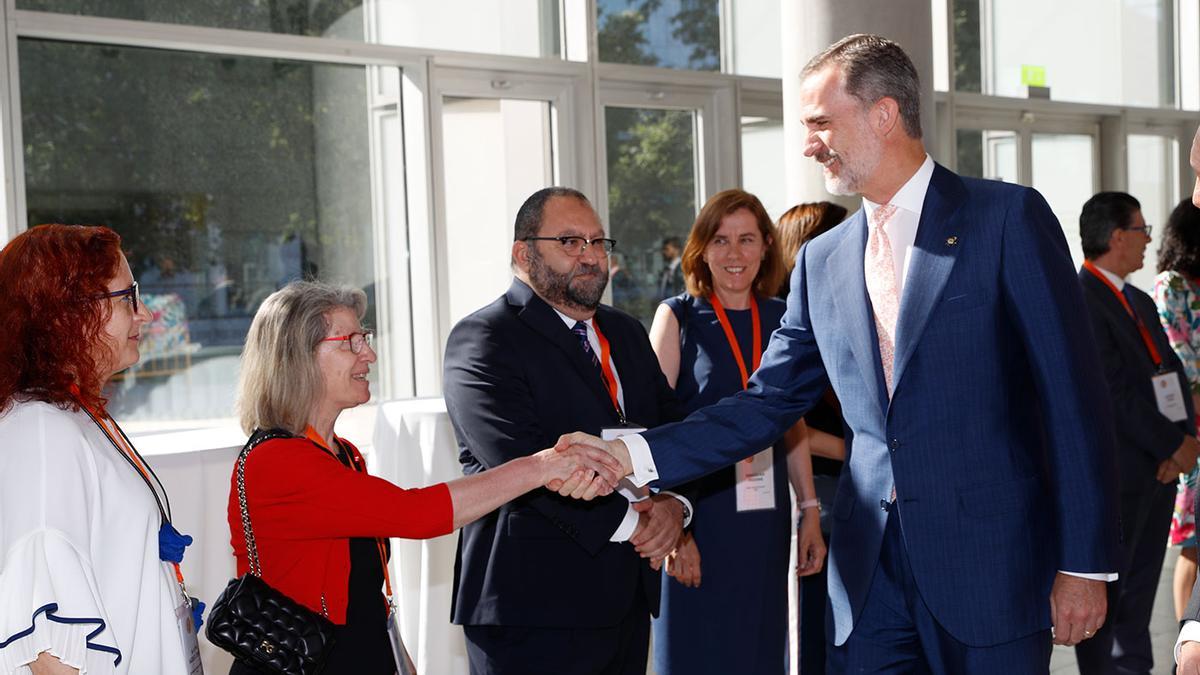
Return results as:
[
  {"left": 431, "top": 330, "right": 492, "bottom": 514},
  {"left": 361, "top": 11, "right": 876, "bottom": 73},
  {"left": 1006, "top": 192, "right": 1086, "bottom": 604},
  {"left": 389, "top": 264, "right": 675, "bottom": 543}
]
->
[{"left": 945, "top": 236, "right": 958, "bottom": 246}]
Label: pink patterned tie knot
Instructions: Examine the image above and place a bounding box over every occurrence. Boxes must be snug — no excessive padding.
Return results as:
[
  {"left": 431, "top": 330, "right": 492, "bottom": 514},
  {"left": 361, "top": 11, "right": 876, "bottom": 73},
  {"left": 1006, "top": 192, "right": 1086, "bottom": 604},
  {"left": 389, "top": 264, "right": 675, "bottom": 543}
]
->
[{"left": 865, "top": 203, "right": 900, "bottom": 396}]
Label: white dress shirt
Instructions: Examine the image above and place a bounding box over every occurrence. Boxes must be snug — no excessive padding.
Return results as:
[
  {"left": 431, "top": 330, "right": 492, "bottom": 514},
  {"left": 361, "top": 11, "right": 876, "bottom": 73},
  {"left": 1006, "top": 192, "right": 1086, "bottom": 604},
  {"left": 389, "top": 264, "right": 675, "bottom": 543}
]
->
[
  {"left": 1090, "top": 263, "right": 1127, "bottom": 292},
  {"left": 620, "top": 155, "right": 1114, "bottom": 582},
  {"left": 551, "top": 309, "right": 692, "bottom": 541}
]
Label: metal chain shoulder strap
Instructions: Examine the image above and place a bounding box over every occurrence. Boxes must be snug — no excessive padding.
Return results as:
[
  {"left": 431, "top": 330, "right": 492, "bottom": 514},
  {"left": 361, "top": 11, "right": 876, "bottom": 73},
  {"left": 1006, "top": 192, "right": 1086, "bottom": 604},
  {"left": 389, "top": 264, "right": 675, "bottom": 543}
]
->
[{"left": 236, "top": 429, "right": 295, "bottom": 579}]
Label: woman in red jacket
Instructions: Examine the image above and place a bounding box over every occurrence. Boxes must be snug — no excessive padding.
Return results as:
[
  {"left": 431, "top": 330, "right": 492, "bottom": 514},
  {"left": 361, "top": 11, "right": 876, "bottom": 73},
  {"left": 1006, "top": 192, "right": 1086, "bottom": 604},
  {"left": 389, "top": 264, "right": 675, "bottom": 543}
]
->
[{"left": 225, "top": 281, "right": 619, "bottom": 674}]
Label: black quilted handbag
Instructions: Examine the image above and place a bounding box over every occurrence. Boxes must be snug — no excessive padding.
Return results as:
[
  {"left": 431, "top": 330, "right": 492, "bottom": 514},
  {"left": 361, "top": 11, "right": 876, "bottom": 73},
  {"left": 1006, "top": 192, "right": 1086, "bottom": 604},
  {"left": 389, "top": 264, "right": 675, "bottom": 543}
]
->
[{"left": 206, "top": 429, "right": 336, "bottom": 675}]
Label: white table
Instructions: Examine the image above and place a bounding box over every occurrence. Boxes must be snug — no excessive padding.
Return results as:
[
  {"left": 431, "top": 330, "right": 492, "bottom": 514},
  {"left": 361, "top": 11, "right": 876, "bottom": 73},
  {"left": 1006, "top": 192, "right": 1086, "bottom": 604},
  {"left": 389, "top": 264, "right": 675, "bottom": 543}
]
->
[{"left": 372, "top": 398, "right": 469, "bottom": 675}]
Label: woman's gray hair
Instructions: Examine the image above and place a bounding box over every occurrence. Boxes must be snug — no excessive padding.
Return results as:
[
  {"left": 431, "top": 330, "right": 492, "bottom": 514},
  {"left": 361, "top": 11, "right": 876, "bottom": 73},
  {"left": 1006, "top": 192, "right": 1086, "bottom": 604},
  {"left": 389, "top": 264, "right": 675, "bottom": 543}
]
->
[{"left": 236, "top": 280, "right": 368, "bottom": 435}]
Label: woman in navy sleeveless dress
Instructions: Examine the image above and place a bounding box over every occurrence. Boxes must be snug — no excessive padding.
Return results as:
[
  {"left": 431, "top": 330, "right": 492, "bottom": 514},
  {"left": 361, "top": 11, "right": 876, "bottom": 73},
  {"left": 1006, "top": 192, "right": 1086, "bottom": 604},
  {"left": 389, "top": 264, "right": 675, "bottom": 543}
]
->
[{"left": 648, "top": 189, "right": 826, "bottom": 674}]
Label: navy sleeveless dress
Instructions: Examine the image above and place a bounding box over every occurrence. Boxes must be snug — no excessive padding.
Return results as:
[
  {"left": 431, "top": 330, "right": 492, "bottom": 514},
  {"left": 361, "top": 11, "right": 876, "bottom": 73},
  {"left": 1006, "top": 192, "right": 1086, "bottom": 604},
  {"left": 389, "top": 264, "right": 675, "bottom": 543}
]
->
[{"left": 651, "top": 294, "right": 791, "bottom": 675}]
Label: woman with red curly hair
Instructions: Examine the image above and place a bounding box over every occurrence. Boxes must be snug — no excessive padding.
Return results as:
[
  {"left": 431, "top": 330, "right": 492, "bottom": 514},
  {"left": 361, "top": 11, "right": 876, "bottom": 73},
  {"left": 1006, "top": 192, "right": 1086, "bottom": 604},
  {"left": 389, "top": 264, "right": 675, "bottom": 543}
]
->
[{"left": 0, "top": 225, "right": 201, "bottom": 675}]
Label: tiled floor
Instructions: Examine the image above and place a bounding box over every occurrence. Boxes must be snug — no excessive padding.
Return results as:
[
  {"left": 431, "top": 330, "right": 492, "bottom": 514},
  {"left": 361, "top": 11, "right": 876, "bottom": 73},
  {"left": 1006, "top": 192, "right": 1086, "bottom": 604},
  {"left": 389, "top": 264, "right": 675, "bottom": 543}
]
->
[{"left": 1049, "top": 546, "right": 1183, "bottom": 674}]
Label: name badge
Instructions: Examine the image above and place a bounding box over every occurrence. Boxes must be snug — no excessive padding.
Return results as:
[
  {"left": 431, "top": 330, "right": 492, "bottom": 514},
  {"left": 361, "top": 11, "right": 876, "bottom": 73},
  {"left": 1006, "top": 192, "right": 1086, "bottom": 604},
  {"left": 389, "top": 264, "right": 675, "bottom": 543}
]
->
[
  {"left": 1153, "top": 372, "right": 1189, "bottom": 422},
  {"left": 387, "top": 603, "right": 417, "bottom": 675},
  {"left": 601, "top": 426, "right": 650, "bottom": 500},
  {"left": 175, "top": 597, "right": 204, "bottom": 675},
  {"left": 735, "top": 448, "right": 776, "bottom": 512}
]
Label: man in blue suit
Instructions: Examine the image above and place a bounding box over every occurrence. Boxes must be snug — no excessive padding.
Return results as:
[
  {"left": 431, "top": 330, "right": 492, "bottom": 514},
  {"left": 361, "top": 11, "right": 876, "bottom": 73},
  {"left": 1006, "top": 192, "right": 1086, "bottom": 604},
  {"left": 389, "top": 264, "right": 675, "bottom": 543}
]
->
[{"left": 557, "top": 34, "right": 1120, "bottom": 673}]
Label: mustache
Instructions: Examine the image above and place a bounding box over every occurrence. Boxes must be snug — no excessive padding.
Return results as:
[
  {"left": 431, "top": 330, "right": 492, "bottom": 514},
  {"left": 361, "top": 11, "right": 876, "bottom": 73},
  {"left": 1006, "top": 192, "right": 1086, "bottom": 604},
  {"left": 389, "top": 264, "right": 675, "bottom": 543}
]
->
[{"left": 570, "top": 262, "right": 604, "bottom": 277}]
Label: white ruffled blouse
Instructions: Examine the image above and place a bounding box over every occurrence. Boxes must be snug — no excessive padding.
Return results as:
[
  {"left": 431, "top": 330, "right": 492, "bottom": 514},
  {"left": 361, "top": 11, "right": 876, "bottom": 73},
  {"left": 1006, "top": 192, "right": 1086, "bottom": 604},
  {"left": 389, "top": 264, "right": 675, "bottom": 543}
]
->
[{"left": 0, "top": 401, "right": 191, "bottom": 674}]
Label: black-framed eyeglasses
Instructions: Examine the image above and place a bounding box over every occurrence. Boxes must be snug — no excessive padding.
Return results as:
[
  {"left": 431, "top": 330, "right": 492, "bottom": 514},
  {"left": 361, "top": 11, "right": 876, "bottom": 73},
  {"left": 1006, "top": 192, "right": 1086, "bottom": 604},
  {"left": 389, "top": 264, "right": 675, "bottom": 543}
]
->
[
  {"left": 1124, "top": 224, "right": 1153, "bottom": 237},
  {"left": 523, "top": 236, "right": 617, "bottom": 257},
  {"left": 318, "top": 329, "right": 375, "bottom": 354},
  {"left": 97, "top": 281, "right": 140, "bottom": 313}
]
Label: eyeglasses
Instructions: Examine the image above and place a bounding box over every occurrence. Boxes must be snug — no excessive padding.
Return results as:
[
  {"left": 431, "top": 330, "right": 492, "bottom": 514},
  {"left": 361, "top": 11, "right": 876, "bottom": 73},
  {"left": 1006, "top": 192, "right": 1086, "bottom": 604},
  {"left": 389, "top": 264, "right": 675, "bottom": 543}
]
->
[
  {"left": 523, "top": 236, "right": 617, "bottom": 257},
  {"left": 1125, "top": 224, "right": 1153, "bottom": 237},
  {"left": 97, "top": 281, "right": 140, "bottom": 313},
  {"left": 318, "top": 329, "right": 375, "bottom": 354}
]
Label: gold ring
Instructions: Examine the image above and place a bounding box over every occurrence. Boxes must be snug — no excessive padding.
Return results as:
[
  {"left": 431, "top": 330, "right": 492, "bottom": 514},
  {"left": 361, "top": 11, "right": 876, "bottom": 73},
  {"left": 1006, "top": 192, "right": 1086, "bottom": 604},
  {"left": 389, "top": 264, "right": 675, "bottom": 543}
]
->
[{"left": 1083, "top": 630, "right": 1093, "bottom": 637}]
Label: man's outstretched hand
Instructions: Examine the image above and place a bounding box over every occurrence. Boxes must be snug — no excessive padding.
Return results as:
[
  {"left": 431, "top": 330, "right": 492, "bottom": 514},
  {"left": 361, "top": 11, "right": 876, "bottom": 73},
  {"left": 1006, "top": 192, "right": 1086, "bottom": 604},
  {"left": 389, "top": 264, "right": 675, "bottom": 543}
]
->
[{"left": 547, "top": 432, "right": 635, "bottom": 499}]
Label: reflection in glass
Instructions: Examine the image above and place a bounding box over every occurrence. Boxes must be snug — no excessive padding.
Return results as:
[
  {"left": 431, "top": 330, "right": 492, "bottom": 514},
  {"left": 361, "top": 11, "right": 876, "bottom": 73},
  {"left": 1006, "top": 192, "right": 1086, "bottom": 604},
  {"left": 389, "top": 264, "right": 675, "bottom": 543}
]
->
[
  {"left": 952, "top": 0, "right": 981, "bottom": 93},
  {"left": 1031, "top": 133, "right": 1095, "bottom": 276},
  {"left": 19, "top": 0, "right": 366, "bottom": 39},
  {"left": 19, "top": 40, "right": 386, "bottom": 422},
  {"left": 956, "top": 129, "right": 1017, "bottom": 183},
  {"left": 740, "top": 116, "right": 786, "bottom": 220},
  {"left": 597, "top": 0, "right": 719, "bottom": 71},
  {"left": 605, "top": 107, "right": 698, "bottom": 326},
  {"left": 441, "top": 97, "right": 555, "bottom": 327},
  {"left": 17, "top": 0, "right": 564, "bottom": 59}
]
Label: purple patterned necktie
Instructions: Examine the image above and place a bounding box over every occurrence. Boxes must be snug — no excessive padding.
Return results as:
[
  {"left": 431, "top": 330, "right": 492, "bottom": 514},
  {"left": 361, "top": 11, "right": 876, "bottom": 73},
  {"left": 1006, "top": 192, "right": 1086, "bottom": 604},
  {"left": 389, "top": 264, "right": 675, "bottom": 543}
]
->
[{"left": 572, "top": 321, "right": 601, "bottom": 370}]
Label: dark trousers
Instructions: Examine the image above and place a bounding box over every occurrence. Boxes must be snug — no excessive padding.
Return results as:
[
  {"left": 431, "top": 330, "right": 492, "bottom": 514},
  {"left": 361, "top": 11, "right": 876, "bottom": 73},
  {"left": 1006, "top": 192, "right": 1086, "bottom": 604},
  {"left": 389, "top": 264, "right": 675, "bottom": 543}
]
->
[
  {"left": 1074, "top": 480, "right": 1175, "bottom": 675},
  {"left": 799, "top": 566, "right": 830, "bottom": 673},
  {"left": 463, "top": 592, "right": 649, "bottom": 675},
  {"left": 827, "top": 508, "right": 1051, "bottom": 675}
]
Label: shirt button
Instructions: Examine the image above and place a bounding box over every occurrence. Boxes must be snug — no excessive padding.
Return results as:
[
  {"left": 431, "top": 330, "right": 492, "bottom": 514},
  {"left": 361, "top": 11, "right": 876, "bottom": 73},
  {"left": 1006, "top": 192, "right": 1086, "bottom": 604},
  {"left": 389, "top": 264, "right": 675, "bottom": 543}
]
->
[{"left": 889, "top": 438, "right": 900, "bottom": 452}]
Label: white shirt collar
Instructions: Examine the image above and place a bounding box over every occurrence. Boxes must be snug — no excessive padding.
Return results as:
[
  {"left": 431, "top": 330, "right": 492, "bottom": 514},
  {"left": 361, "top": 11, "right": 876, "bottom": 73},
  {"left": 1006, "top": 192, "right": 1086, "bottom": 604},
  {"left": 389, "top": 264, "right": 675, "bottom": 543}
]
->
[
  {"left": 862, "top": 154, "right": 934, "bottom": 220},
  {"left": 552, "top": 307, "right": 593, "bottom": 330},
  {"left": 1091, "top": 262, "right": 1126, "bottom": 291}
]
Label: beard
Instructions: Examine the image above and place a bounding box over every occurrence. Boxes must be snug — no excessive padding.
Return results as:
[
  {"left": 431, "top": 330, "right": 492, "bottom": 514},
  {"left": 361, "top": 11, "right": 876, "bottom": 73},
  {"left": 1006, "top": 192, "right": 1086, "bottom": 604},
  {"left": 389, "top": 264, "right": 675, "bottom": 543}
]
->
[
  {"left": 818, "top": 120, "right": 882, "bottom": 196},
  {"left": 527, "top": 248, "right": 609, "bottom": 312}
]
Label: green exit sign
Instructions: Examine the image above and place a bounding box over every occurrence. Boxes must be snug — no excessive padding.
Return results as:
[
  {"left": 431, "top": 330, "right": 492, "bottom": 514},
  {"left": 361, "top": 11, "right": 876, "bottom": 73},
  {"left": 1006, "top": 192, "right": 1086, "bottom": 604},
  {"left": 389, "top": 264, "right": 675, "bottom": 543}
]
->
[{"left": 1021, "top": 65, "right": 1046, "bottom": 87}]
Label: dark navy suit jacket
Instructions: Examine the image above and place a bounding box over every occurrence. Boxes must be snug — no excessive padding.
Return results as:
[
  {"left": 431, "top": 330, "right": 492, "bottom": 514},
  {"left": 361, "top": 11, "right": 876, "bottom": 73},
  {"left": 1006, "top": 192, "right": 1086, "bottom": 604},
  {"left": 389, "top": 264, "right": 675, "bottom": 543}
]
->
[
  {"left": 1078, "top": 269, "right": 1194, "bottom": 485},
  {"left": 443, "top": 278, "right": 684, "bottom": 628},
  {"left": 640, "top": 164, "right": 1120, "bottom": 647}
]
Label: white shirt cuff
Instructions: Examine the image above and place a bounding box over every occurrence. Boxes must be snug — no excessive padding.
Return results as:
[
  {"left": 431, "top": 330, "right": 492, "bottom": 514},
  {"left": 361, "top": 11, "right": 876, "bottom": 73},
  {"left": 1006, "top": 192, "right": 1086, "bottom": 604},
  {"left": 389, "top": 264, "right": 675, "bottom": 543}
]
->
[
  {"left": 1060, "top": 570, "right": 1118, "bottom": 582},
  {"left": 619, "top": 434, "right": 659, "bottom": 487},
  {"left": 1177, "top": 620, "right": 1200, "bottom": 664},
  {"left": 609, "top": 503, "right": 640, "bottom": 542},
  {"left": 607, "top": 489, "right": 691, "bottom": 542}
]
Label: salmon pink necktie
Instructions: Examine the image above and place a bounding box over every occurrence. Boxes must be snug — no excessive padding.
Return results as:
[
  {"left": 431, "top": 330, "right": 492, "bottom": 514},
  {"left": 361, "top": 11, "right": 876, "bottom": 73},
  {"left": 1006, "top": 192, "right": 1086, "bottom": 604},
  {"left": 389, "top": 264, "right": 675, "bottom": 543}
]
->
[{"left": 864, "top": 203, "right": 900, "bottom": 396}]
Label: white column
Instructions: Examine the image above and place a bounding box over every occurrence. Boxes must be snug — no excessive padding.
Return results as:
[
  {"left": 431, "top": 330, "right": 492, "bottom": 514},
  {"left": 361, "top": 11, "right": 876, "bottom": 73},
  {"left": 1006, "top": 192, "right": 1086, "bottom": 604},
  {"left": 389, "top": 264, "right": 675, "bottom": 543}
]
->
[{"left": 782, "top": 0, "right": 935, "bottom": 210}]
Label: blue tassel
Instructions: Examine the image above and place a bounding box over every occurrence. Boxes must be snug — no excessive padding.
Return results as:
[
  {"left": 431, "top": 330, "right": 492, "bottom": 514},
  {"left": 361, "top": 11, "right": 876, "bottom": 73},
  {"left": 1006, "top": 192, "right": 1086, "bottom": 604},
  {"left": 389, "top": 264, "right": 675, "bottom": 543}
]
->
[
  {"left": 158, "top": 523, "right": 193, "bottom": 564},
  {"left": 190, "top": 598, "right": 206, "bottom": 634}
]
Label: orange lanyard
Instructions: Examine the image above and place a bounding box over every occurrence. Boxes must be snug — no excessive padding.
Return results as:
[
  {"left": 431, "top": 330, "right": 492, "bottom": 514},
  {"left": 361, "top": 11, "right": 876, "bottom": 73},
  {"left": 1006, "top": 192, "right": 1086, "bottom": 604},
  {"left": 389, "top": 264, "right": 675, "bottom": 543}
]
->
[
  {"left": 590, "top": 319, "right": 627, "bottom": 425},
  {"left": 76, "top": 394, "right": 187, "bottom": 588},
  {"left": 1083, "top": 260, "right": 1164, "bottom": 369},
  {"left": 304, "top": 426, "right": 396, "bottom": 613},
  {"left": 708, "top": 294, "right": 762, "bottom": 390}
]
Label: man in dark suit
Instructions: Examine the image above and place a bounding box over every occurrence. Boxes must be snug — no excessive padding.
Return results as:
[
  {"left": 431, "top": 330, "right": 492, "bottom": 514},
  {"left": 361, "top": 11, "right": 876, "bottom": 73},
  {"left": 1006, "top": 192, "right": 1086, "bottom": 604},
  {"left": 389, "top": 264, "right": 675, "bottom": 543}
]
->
[
  {"left": 1173, "top": 124, "right": 1200, "bottom": 674},
  {"left": 657, "top": 236, "right": 684, "bottom": 299},
  {"left": 442, "top": 187, "right": 689, "bottom": 675},
  {"left": 1075, "top": 191, "right": 1198, "bottom": 675},
  {"left": 556, "top": 34, "right": 1119, "bottom": 674}
]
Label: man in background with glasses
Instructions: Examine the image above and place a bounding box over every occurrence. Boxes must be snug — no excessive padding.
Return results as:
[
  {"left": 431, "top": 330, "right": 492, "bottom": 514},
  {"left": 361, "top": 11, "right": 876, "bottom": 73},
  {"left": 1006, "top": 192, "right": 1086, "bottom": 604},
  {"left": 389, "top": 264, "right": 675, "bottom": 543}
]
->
[
  {"left": 442, "top": 187, "right": 691, "bottom": 675},
  {"left": 1076, "top": 191, "right": 1196, "bottom": 675}
]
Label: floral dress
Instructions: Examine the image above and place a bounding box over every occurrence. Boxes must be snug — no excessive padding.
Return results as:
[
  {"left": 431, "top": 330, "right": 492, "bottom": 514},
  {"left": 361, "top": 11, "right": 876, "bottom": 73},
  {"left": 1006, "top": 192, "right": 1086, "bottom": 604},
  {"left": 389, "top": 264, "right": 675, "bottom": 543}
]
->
[{"left": 1154, "top": 270, "right": 1200, "bottom": 547}]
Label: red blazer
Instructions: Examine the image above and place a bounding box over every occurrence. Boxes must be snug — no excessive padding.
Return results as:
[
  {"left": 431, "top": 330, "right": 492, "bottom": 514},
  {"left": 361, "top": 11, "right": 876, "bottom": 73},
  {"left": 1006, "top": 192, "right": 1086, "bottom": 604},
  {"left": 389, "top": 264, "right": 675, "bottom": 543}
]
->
[{"left": 226, "top": 435, "right": 453, "bottom": 623}]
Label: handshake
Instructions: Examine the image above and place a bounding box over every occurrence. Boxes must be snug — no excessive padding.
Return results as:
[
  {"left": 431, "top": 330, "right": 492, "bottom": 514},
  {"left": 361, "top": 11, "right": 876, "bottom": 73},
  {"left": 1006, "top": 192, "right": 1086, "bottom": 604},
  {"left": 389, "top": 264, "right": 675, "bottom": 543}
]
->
[
  {"left": 533, "top": 432, "right": 635, "bottom": 500},
  {"left": 534, "top": 432, "right": 691, "bottom": 571}
]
